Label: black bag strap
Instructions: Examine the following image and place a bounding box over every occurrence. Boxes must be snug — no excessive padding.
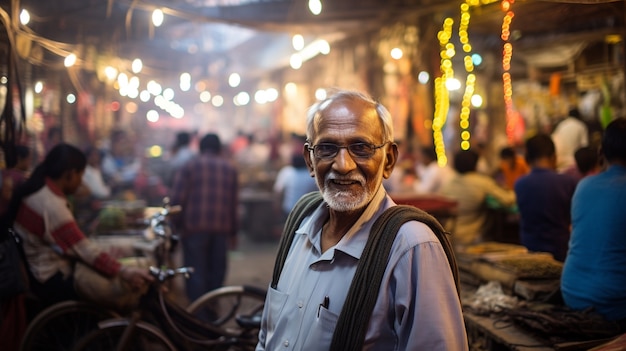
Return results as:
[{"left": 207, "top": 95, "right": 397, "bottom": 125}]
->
[
  {"left": 3, "top": 227, "right": 27, "bottom": 264},
  {"left": 271, "top": 191, "right": 324, "bottom": 289},
  {"left": 270, "top": 195, "right": 460, "bottom": 350},
  {"left": 330, "top": 205, "right": 459, "bottom": 351}
]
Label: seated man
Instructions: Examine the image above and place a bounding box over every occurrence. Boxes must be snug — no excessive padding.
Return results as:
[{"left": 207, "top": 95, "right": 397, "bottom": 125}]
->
[
  {"left": 514, "top": 134, "right": 578, "bottom": 262},
  {"left": 413, "top": 145, "right": 455, "bottom": 194},
  {"left": 561, "top": 118, "right": 626, "bottom": 329},
  {"left": 4, "top": 143, "right": 153, "bottom": 310},
  {"left": 496, "top": 146, "right": 529, "bottom": 190},
  {"left": 440, "top": 149, "right": 516, "bottom": 251},
  {"left": 561, "top": 145, "right": 601, "bottom": 182}
]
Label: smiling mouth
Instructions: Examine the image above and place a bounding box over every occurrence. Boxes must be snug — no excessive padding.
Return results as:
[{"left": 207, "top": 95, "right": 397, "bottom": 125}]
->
[{"left": 331, "top": 179, "right": 360, "bottom": 185}]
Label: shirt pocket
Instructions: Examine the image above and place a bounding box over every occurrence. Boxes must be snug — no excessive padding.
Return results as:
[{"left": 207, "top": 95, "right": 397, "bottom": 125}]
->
[
  {"left": 303, "top": 304, "right": 339, "bottom": 347},
  {"left": 265, "top": 286, "right": 289, "bottom": 334}
]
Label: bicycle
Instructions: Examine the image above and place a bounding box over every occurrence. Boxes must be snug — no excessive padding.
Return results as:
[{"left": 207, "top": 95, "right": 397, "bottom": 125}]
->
[
  {"left": 19, "top": 202, "right": 182, "bottom": 351},
  {"left": 72, "top": 265, "right": 265, "bottom": 351},
  {"left": 186, "top": 284, "right": 266, "bottom": 334},
  {"left": 21, "top": 200, "right": 267, "bottom": 351}
]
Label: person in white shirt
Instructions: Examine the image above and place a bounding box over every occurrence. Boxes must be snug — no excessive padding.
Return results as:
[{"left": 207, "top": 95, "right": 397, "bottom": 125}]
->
[
  {"left": 552, "top": 108, "right": 589, "bottom": 172},
  {"left": 81, "top": 146, "right": 110, "bottom": 199},
  {"left": 440, "top": 149, "right": 516, "bottom": 251},
  {"left": 414, "top": 145, "right": 455, "bottom": 194}
]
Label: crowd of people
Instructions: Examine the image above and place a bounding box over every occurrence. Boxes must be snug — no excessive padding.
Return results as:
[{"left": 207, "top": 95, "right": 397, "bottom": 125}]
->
[
  {"left": 0, "top": 88, "right": 624, "bottom": 349},
  {"left": 378, "top": 108, "right": 608, "bottom": 261}
]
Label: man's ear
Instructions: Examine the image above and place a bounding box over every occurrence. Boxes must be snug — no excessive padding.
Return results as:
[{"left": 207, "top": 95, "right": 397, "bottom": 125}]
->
[
  {"left": 303, "top": 144, "right": 315, "bottom": 177},
  {"left": 382, "top": 143, "right": 399, "bottom": 179}
]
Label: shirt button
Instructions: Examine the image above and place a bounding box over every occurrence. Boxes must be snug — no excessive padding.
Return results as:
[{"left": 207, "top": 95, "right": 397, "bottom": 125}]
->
[
  {"left": 297, "top": 301, "right": 303, "bottom": 308},
  {"left": 283, "top": 340, "right": 289, "bottom": 347}
]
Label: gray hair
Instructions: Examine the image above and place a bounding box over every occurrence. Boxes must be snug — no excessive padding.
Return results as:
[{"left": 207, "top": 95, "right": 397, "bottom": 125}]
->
[{"left": 305, "top": 90, "right": 394, "bottom": 143}]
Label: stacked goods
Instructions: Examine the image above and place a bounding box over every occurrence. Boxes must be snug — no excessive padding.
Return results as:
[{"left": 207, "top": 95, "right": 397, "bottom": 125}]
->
[
  {"left": 95, "top": 207, "right": 127, "bottom": 232},
  {"left": 462, "top": 242, "right": 528, "bottom": 256},
  {"left": 461, "top": 243, "right": 563, "bottom": 290},
  {"left": 493, "top": 256, "right": 562, "bottom": 279},
  {"left": 95, "top": 200, "right": 147, "bottom": 234},
  {"left": 470, "top": 253, "right": 563, "bottom": 288}
]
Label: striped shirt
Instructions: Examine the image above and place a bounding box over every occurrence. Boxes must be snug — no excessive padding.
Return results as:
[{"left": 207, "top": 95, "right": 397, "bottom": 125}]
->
[
  {"left": 169, "top": 154, "right": 238, "bottom": 235},
  {"left": 14, "top": 178, "right": 121, "bottom": 282}
]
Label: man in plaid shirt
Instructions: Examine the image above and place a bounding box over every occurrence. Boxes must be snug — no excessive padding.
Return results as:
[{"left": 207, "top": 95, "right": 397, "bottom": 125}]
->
[{"left": 169, "top": 133, "right": 239, "bottom": 304}]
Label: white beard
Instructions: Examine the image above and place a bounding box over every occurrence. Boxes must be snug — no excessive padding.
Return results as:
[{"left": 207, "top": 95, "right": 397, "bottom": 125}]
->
[{"left": 320, "top": 172, "right": 371, "bottom": 212}]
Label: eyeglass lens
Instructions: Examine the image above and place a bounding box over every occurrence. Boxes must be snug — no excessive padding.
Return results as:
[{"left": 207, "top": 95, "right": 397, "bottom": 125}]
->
[{"left": 313, "top": 143, "right": 379, "bottom": 159}]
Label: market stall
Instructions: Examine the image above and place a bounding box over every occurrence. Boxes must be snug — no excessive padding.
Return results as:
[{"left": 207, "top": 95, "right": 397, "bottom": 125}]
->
[
  {"left": 390, "top": 193, "right": 458, "bottom": 233},
  {"left": 89, "top": 201, "right": 164, "bottom": 261},
  {"left": 459, "top": 242, "right": 625, "bottom": 351},
  {"left": 239, "top": 189, "right": 278, "bottom": 242}
]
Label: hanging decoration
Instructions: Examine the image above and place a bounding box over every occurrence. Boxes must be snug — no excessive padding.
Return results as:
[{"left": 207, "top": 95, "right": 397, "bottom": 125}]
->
[
  {"left": 433, "top": 17, "right": 455, "bottom": 166},
  {"left": 501, "top": 0, "right": 517, "bottom": 144},
  {"left": 459, "top": 1, "right": 476, "bottom": 151}
]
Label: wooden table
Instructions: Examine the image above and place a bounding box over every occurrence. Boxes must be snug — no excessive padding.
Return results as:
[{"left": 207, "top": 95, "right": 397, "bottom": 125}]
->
[
  {"left": 464, "top": 310, "right": 620, "bottom": 351},
  {"left": 464, "top": 309, "right": 554, "bottom": 351}
]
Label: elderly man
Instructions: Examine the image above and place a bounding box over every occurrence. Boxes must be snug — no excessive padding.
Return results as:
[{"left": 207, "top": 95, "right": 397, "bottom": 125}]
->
[{"left": 256, "top": 90, "right": 467, "bottom": 350}]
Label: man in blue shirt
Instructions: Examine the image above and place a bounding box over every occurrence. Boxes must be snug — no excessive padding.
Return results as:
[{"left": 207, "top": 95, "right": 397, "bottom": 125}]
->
[
  {"left": 561, "top": 118, "right": 626, "bottom": 327},
  {"left": 514, "top": 134, "right": 577, "bottom": 261},
  {"left": 256, "top": 90, "right": 467, "bottom": 350}
]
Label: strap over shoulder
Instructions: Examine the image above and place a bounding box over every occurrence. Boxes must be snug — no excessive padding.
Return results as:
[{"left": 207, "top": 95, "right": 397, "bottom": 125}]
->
[
  {"left": 269, "top": 194, "right": 460, "bottom": 351},
  {"left": 330, "top": 204, "right": 460, "bottom": 351},
  {"left": 271, "top": 191, "right": 323, "bottom": 289}
]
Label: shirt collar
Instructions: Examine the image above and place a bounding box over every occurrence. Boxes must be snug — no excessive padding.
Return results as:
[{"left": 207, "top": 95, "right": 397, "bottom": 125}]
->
[
  {"left": 607, "top": 164, "right": 626, "bottom": 173},
  {"left": 298, "top": 184, "right": 394, "bottom": 260},
  {"left": 45, "top": 177, "right": 65, "bottom": 197},
  {"left": 531, "top": 167, "right": 553, "bottom": 173}
]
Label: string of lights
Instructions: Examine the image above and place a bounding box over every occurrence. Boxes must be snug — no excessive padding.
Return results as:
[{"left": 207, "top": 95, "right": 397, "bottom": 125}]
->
[
  {"left": 459, "top": 1, "right": 475, "bottom": 151},
  {"left": 501, "top": 0, "right": 516, "bottom": 144},
  {"left": 2, "top": 1, "right": 331, "bottom": 125},
  {"left": 433, "top": 17, "right": 455, "bottom": 166}
]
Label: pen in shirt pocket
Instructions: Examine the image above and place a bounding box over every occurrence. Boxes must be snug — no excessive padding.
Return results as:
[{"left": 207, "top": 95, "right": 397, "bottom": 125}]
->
[{"left": 317, "top": 296, "right": 330, "bottom": 318}]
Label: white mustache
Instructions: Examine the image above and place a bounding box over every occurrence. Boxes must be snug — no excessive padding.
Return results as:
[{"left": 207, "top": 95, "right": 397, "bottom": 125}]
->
[{"left": 325, "top": 172, "right": 365, "bottom": 186}]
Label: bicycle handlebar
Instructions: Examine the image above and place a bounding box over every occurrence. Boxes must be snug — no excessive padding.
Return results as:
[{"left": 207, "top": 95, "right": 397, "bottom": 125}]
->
[
  {"left": 160, "top": 205, "right": 182, "bottom": 216},
  {"left": 149, "top": 266, "right": 195, "bottom": 282}
]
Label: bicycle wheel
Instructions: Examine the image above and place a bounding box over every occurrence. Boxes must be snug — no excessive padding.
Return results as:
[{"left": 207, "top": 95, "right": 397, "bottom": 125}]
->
[
  {"left": 186, "top": 285, "right": 266, "bottom": 331},
  {"left": 20, "top": 300, "right": 117, "bottom": 351},
  {"left": 72, "top": 319, "right": 176, "bottom": 351}
]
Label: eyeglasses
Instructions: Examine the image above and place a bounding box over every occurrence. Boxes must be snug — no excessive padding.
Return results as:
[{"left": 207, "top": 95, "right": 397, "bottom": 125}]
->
[{"left": 307, "top": 142, "right": 388, "bottom": 160}]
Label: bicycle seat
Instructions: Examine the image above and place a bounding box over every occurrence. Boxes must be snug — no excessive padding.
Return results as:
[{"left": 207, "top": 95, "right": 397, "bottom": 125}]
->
[{"left": 235, "top": 313, "right": 262, "bottom": 329}]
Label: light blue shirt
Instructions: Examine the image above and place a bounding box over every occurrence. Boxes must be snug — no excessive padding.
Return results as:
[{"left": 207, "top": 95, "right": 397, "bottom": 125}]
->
[
  {"left": 281, "top": 168, "right": 318, "bottom": 214},
  {"left": 257, "top": 186, "right": 468, "bottom": 350},
  {"left": 561, "top": 165, "right": 626, "bottom": 321}
]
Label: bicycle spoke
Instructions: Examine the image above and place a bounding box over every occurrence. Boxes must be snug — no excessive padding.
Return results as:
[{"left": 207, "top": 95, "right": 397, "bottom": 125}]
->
[{"left": 21, "top": 301, "right": 115, "bottom": 351}]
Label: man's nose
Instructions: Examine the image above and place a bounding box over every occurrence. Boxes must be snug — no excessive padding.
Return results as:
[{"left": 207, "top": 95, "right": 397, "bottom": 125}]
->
[{"left": 332, "top": 148, "right": 357, "bottom": 173}]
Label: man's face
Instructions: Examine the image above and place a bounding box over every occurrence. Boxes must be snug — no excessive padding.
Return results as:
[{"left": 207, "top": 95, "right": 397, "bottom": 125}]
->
[
  {"left": 304, "top": 98, "right": 397, "bottom": 213},
  {"left": 63, "top": 168, "right": 85, "bottom": 195}
]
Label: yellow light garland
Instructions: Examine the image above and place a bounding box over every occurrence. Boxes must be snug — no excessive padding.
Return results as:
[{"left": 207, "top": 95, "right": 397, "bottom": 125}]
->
[
  {"left": 501, "top": 0, "right": 516, "bottom": 144},
  {"left": 433, "top": 17, "right": 454, "bottom": 166},
  {"left": 459, "top": 1, "right": 476, "bottom": 150},
  {"left": 433, "top": 0, "right": 500, "bottom": 157}
]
